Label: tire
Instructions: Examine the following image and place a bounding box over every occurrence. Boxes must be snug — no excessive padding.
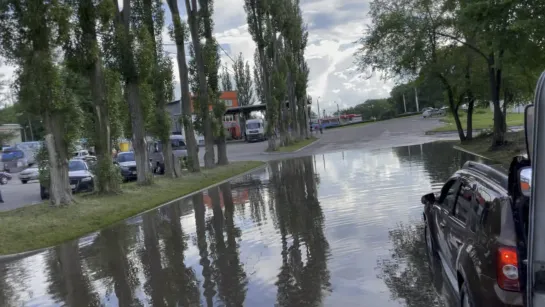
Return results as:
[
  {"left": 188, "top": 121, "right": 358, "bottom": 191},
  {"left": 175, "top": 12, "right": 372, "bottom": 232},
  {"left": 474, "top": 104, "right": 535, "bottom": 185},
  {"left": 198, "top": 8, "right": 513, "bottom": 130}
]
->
[
  {"left": 0, "top": 177, "right": 7, "bottom": 185},
  {"left": 21, "top": 180, "right": 28, "bottom": 184},
  {"left": 460, "top": 281, "right": 475, "bottom": 307}
]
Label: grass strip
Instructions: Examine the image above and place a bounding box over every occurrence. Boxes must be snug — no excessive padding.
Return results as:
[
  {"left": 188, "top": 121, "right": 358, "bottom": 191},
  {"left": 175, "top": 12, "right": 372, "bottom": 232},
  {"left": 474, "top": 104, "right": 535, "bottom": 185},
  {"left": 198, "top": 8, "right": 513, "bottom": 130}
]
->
[
  {"left": 0, "top": 161, "right": 264, "bottom": 255},
  {"left": 453, "top": 131, "right": 526, "bottom": 166},
  {"left": 276, "top": 137, "right": 318, "bottom": 153},
  {"left": 431, "top": 109, "right": 523, "bottom": 132}
]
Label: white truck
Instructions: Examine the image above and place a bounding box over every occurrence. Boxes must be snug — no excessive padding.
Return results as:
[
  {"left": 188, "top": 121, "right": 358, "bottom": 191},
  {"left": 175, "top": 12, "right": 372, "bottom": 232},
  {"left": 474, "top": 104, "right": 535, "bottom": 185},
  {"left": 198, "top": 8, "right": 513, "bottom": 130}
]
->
[{"left": 245, "top": 119, "right": 267, "bottom": 142}]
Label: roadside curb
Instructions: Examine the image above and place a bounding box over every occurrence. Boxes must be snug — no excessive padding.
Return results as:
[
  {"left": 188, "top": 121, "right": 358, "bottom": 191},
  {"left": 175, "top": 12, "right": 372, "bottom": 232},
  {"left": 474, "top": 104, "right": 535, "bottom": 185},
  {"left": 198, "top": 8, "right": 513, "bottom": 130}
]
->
[
  {"left": 452, "top": 145, "right": 492, "bottom": 161},
  {"left": 0, "top": 162, "right": 267, "bottom": 260},
  {"left": 261, "top": 137, "right": 320, "bottom": 155}
]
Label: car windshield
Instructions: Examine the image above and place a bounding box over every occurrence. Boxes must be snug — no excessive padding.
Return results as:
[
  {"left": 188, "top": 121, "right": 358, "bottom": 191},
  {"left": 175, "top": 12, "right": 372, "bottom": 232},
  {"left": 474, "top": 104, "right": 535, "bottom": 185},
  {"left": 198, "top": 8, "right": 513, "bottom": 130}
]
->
[
  {"left": 171, "top": 139, "right": 186, "bottom": 150},
  {"left": 69, "top": 160, "right": 87, "bottom": 171},
  {"left": 247, "top": 122, "right": 260, "bottom": 129},
  {"left": 117, "top": 152, "right": 135, "bottom": 162}
]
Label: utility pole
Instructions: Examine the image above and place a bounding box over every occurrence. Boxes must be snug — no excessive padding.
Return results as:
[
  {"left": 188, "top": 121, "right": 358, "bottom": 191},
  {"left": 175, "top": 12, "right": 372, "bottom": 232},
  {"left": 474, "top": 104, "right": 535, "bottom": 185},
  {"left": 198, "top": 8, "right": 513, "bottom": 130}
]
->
[
  {"left": 336, "top": 102, "right": 340, "bottom": 122},
  {"left": 414, "top": 87, "right": 420, "bottom": 112},
  {"left": 317, "top": 96, "right": 321, "bottom": 122},
  {"left": 403, "top": 94, "right": 407, "bottom": 113}
]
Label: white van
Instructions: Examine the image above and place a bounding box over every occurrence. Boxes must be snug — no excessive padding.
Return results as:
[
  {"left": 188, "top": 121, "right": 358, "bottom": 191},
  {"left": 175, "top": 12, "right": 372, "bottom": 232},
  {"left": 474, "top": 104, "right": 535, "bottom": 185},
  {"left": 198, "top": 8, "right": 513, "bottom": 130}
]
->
[{"left": 245, "top": 119, "right": 267, "bottom": 142}]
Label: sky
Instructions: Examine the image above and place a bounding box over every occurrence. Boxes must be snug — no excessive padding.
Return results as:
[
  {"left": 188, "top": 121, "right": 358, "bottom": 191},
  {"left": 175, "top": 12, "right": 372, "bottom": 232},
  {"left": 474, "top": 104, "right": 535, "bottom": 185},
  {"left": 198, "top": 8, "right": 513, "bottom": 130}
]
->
[{"left": 0, "top": 0, "right": 395, "bottom": 115}]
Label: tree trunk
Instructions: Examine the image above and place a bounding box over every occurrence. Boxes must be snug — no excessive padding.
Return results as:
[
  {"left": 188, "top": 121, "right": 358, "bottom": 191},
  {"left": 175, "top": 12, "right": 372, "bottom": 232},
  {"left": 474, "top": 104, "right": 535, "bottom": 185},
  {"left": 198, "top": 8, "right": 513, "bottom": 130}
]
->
[
  {"left": 489, "top": 66, "right": 505, "bottom": 146},
  {"left": 161, "top": 138, "right": 175, "bottom": 178},
  {"left": 166, "top": 1, "right": 200, "bottom": 172},
  {"left": 172, "top": 152, "right": 182, "bottom": 177},
  {"left": 216, "top": 138, "right": 229, "bottom": 166},
  {"left": 466, "top": 93, "right": 474, "bottom": 141},
  {"left": 89, "top": 59, "right": 120, "bottom": 193},
  {"left": 44, "top": 113, "right": 73, "bottom": 206},
  {"left": 126, "top": 82, "right": 151, "bottom": 184},
  {"left": 287, "top": 72, "right": 299, "bottom": 140},
  {"left": 186, "top": 0, "right": 215, "bottom": 169},
  {"left": 438, "top": 74, "right": 466, "bottom": 142}
]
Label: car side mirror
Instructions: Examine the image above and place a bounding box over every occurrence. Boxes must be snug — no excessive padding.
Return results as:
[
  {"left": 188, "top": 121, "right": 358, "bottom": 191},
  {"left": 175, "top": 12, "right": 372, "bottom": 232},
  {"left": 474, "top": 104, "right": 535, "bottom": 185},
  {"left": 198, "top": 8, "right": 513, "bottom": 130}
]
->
[
  {"left": 519, "top": 166, "right": 532, "bottom": 197},
  {"left": 421, "top": 193, "right": 436, "bottom": 205}
]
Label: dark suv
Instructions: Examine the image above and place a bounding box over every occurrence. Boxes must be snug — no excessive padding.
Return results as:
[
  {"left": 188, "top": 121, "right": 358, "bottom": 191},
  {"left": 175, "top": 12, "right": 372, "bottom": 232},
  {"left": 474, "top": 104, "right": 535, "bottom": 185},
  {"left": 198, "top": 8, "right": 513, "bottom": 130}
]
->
[{"left": 422, "top": 161, "right": 523, "bottom": 306}]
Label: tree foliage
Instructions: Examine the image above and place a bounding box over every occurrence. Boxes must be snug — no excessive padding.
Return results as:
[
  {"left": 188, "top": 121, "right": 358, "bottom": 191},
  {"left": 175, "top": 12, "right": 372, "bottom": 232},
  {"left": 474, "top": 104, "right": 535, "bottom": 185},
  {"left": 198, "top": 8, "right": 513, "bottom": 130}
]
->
[
  {"left": 220, "top": 66, "right": 233, "bottom": 92},
  {"left": 233, "top": 53, "right": 254, "bottom": 107},
  {"left": 356, "top": 0, "right": 545, "bottom": 145}
]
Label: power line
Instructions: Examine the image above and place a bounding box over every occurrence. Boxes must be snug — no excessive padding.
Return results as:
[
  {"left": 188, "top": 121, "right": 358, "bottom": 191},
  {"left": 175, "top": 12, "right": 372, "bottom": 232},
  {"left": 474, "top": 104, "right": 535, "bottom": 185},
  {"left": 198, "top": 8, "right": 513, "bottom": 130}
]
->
[{"left": 217, "top": 44, "right": 236, "bottom": 64}]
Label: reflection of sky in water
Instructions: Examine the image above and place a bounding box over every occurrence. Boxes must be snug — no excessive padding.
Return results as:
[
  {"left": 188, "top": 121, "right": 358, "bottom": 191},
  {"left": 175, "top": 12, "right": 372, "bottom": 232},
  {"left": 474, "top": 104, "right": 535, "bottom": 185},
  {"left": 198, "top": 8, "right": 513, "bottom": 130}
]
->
[{"left": 0, "top": 142, "right": 470, "bottom": 306}]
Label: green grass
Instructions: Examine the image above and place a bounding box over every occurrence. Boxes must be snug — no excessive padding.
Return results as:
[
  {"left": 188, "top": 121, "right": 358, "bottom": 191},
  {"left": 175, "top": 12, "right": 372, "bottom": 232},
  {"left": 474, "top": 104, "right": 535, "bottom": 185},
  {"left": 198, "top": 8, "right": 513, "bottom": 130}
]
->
[
  {"left": 454, "top": 131, "right": 526, "bottom": 166},
  {"left": 276, "top": 137, "right": 318, "bottom": 152},
  {"left": 431, "top": 109, "right": 524, "bottom": 132},
  {"left": 0, "top": 161, "right": 264, "bottom": 255}
]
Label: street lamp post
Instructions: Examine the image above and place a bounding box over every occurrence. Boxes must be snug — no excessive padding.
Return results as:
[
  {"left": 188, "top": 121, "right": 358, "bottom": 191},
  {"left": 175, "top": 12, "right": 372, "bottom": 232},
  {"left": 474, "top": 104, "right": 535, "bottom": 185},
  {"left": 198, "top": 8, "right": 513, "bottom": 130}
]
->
[{"left": 317, "top": 96, "right": 321, "bottom": 122}]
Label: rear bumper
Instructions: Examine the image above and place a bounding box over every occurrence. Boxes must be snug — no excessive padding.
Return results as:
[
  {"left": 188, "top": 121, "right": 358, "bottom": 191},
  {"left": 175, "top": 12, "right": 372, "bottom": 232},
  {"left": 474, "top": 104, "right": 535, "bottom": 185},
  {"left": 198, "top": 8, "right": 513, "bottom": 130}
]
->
[{"left": 247, "top": 133, "right": 264, "bottom": 141}]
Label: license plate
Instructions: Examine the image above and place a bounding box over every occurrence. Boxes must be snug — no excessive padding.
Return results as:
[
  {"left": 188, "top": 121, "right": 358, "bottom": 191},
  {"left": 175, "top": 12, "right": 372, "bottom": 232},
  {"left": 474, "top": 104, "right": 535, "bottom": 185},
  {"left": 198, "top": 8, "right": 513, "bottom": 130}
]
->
[
  {"left": 70, "top": 184, "right": 76, "bottom": 189},
  {"left": 132, "top": 171, "right": 137, "bottom": 175}
]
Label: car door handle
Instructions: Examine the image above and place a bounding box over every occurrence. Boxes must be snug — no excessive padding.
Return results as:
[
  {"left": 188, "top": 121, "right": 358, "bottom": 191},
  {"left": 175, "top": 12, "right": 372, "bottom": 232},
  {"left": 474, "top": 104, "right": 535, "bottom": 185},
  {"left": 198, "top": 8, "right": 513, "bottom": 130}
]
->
[
  {"left": 455, "top": 239, "right": 462, "bottom": 246},
  {"left": 439, "top": 222, "right": 446, "bottom": 228}
]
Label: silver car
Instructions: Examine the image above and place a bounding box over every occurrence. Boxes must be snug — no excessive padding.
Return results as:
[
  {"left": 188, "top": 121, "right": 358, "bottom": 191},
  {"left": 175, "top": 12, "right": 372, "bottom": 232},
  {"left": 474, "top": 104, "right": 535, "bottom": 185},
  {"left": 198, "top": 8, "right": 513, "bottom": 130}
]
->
[{"left": 19, "top": 166, "right": 39, "bottom": 184}]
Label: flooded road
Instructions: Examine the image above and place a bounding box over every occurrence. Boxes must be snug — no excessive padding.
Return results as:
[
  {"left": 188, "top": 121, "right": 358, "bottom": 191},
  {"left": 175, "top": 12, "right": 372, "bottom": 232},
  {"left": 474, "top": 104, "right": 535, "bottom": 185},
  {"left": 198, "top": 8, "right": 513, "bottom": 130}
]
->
[{"left": 0, "top": 142, "right": 490, "bottom": 307}]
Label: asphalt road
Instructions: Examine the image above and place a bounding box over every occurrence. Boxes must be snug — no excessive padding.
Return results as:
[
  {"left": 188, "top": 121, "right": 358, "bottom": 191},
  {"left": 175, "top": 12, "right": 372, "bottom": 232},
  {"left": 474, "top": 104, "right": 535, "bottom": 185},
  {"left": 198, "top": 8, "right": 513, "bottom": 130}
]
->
[{"left": 0, "top": 116, "right": 451, "bottom": 212}]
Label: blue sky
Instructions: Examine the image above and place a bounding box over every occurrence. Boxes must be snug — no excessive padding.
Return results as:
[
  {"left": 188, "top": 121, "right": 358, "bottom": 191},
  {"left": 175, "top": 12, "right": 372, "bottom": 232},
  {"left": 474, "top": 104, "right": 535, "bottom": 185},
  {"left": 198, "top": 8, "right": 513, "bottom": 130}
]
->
[{"left": 0, "top": 0, "right": 395, "bottom": 114}]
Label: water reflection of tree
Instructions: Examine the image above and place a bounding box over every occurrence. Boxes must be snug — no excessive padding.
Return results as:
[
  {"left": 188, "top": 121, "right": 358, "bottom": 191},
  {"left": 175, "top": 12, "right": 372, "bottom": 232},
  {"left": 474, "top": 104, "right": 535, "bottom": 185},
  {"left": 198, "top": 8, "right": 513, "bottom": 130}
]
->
[
  {"left": 158, "top": 200, "right": 201, "bottom": 306},
  {"left": 85, "top": 225, "right": 142, "bottom": 307},
  {"left": 45, "top": 241, "right": 100, "bottom": 306},
  {"left": 270, "top": 157, "right": 331, "bottom": 307},
  {"left": 376, "top": 222, "right": 445, "bottom": 307},
  {"left": 139, "top": 214, "right": 168, "bottom": 306},
  {"left": 193, "top": 193, "right": 216, "bottom": 306},
  {"left": 206, "top": 184, "right": 248, "bottom": 306},
  {"left": 0, "top": 263, "right": 14, "bottom": 306},
  {"left": 393, "top": 142, "right": 481, "bottom": 184}
]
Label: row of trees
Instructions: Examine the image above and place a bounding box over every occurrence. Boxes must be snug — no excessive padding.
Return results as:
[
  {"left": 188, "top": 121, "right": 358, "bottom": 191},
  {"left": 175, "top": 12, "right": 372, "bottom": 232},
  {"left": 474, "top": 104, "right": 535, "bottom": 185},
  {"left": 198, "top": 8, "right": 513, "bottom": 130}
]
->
[
  {"left": 245, "top": 0, "right": 312, "bottom": 151},
  {"left": 0, "top": 0, "right": 313, "bottom": 206},
  {"left": 355, "top": 0, "right": 545, "bottom": 145}
]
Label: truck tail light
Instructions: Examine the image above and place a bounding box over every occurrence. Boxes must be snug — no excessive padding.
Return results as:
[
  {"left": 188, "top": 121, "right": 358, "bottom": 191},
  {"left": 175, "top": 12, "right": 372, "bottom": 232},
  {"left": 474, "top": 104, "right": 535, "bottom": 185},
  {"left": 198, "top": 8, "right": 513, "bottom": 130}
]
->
[{"left": 497, "top": 246, "right": 520, "bottom": 291}]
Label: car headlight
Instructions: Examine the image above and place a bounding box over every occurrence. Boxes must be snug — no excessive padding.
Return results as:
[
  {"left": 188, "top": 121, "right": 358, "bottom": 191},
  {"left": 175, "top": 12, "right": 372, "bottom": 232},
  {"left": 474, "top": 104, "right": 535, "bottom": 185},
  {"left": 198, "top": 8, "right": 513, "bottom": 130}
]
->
[{"left": 82, "top": 177, "right": 92, "bottom": 182}]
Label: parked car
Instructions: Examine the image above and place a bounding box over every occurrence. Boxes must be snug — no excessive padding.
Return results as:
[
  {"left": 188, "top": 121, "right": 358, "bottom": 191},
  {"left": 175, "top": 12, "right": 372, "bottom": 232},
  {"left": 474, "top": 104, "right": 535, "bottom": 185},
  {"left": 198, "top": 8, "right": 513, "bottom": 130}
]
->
[
  {"left": 115, "top": 151, "right": 138, "bottom": 181},
  {"left": 423, "top": 108, "right": 446, "bottom": 118},
  {"left": 40, "top": 159, "right": 95, "bottom": 200},
  {"left": 421, "top": 161, "right": 523, "bottom": 306},
  {"left": 149, "top": 135, "right": 188, "bottom": 174},
  {"left": 18, "top": 166, "right": 39, "bottom": 184},
  {"left": 0, "top": 172, "right": 12, "bottom": 185},
  {"left": 2, "top": 147, "right": 28, "bottom": 173}
]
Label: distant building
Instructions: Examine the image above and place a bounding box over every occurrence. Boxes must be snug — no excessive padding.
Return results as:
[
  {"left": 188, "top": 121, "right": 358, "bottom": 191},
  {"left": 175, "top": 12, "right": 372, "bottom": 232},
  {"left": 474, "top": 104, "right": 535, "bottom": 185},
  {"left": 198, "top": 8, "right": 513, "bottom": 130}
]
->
[
  {"left": 0, "top": 124, "right": 22, "bottom": 147},
  {"left": 166, "top": 91, "right": 240, "bottom": 134}
]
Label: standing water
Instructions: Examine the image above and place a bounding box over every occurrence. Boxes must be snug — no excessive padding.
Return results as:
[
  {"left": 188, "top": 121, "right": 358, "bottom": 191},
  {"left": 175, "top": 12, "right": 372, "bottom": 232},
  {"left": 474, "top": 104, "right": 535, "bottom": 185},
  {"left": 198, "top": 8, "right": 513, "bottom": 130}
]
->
[{"left": 0, "top": 142, "right": 491, "bottom": 307}]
